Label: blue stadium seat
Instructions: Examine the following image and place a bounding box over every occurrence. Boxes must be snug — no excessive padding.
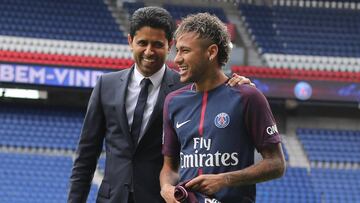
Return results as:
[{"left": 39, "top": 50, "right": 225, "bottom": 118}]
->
[
  {"left": 297, "top": 128, "right": 360, "bottom": 163},
  {"left": 257, "top": 167, "right": 320, "bottom": 203},
  {"left": 163, "top": 4, "right": 229, "bottom": 23},
  {"left": 239, "top": 4, "right": 360, "bottom": 57},
  {"left": 0, "top": 0, "right": 126, "bottom": 44},
  {"left": 311, "top": 168, "right": 360, "bottom": 203},
  {"left": 0, "top": 104, "right": 84, "bottom": 150},
  {"left": 0, "top": 152, "right": 99, "bottom": 203}
]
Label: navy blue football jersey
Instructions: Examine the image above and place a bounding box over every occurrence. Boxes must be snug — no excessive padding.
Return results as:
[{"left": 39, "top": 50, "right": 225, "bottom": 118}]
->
[{"left": 163, "top": 83, "right": 280, "bottom": 203}]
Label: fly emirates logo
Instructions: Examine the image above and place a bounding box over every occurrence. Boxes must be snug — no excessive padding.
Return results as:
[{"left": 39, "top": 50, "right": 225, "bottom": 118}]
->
[{"left": 180, "top": 138, "right": 239, "bottom": 168}]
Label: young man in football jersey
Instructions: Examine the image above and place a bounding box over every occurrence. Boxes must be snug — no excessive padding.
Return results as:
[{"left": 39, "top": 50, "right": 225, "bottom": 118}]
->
[
  {"left": 68, "top": 7, "right": 253, "bottom": 203},
  {"left": 160, "top": 13, "right": 286, "bottom": 203}
]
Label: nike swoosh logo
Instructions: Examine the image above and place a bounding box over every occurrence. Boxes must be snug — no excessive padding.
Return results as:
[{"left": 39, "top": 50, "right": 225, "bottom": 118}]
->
[{"left": 176, "top": 120, "right": 191, "bottom": 129}]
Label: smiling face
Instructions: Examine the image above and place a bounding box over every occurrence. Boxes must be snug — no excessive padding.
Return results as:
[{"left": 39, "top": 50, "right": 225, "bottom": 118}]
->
[
  {"left": 128, "top": 26, "right": 171, "bottom": 77},
  {"left": 174, "top": 32, "right": 213, "bottom": 84}
]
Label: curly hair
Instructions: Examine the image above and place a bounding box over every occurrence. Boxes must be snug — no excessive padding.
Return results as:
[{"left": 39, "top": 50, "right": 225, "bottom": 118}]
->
[
  {"left": 130, "top": 7, "right": 176, "bottom": 42},
  {"left": 175, "top": 13, "right": 231, "bottom": 66}
]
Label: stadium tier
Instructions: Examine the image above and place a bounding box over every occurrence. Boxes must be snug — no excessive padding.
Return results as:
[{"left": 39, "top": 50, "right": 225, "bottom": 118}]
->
[
  {"left": 122, "top": 1, "right": 145, "bottom": 16},
  {"left": 258, "top": 166, "right": 360, "bottom": 203},
  {"left": 232, "top": 65, "right": 360, "bottom": 82},
  {"left": 0, "top": 0, "right": 125, "bottom": 43},
  {"left": 257, "top": 167, "right": 320, "bottom": 203},
  {"left": 122, "top": 2, "right": 228, "bottom": 22},
  {"left": 0, "top": 49, "right": 133, "bottom": 69},
  {"left": 0, "top": 152, "right": 98, "bottom": 203},
  {"left": 163, "top": 4, "right": 229, "bottom": 23},
  {"left": 239, "top": 3, "right": 360, "bottom": 71},
  {"left": 0, "top": 104, "right": 83, "bottom": 150},
  {"left": 311, "top": 168, "right": 360, "bottom": 203},
  {"left": 297, "top": 128, "right": 360, "bottom": 163},
  {"left": 240, "top": 4, "right": 360, "bottom": 57},
  {"left": 0, "top": 0, "right": 132, "bottom": 69}
]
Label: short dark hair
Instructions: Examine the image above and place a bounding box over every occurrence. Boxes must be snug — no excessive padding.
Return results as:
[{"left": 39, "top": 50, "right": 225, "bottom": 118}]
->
[
  {"left": 175, "top": 13, "right": 231, "bottom": 66},
  {"left": 129, "top": 6, "right": 176, "bottom": 42}
]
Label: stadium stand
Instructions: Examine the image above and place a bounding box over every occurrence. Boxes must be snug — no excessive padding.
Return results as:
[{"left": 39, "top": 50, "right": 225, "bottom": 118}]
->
[
  {"left": 297, "top": 128, "right": 360, "bottom": 163},
  {"left": 163, "top": 4, "right": 229, "bottom": 22},
  {"left": 0, "top": 104, "right": 83, "bottom": 150},
  {"left": 122, "top": 1, "right": 145, "bottom": 16},
  {"left": 0, "top": 0, "right": 125, "bottom": 43},
  {"left": 121, "top": 1, "right": 229, "bottom": 22},
  {"left": 0, "top": 0, "right": 133, "bottom": 69},
  {"left": 239, "top": 3, "right": 360, "bottom": 71},
  {"left": 231, "top": 65, "right": 360, "bottom": 82},
  {"left": 0, "top": 49, "right": 134, "bottom": 69},
  {"left": 257, "top": 167, "right": 320, "bottom": 203},
  {"left": 0, "top": 152, "right": 98, "bottom": 203},
  {"left": 311, "top": 168, "right": 360, "bottom": 203}
]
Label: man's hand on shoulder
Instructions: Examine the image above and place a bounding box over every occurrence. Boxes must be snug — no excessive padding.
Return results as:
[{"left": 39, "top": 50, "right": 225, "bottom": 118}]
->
[{"left": 227, "top": 73, "right": 255, "bottom": 87}]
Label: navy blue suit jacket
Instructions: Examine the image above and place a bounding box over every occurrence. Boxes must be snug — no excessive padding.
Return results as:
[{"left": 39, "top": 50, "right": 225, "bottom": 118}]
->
[{"left": 68, "top": 66, "right": 183, "bottom": 203}]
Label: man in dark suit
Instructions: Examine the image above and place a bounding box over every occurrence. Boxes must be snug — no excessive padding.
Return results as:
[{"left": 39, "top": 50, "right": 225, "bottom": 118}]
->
[{"left": 68, "top": 7, "right": 251, "bottom": 203}]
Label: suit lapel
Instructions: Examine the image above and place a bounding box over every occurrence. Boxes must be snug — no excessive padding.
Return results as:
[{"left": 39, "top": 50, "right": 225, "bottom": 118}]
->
[{"left": 114, "top": 67, "right": 133, "bottom": 139}]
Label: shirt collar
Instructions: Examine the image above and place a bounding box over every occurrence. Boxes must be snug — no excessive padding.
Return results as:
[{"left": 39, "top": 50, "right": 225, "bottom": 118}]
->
[{"left": 133, "top": 64, "right": 166, "bottom": 89}]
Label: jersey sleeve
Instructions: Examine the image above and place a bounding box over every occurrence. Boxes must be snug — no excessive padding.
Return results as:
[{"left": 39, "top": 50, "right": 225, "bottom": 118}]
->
[
  {"left": 241, "top": 86, "right": 281, "bottom": 151},
  {"left": 162, "top": 93, "right": 181, "bottom": 157}
]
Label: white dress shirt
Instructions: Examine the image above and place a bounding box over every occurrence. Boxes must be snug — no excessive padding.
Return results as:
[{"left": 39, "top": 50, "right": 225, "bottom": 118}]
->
[{"left": 125, "top": 65, "right": 165, "bottom": 143}]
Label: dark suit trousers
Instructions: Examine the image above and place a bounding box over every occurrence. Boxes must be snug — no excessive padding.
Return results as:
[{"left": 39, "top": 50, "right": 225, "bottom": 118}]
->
[{"left": 128, "top": 192, "right": 135, "bottom": 203}]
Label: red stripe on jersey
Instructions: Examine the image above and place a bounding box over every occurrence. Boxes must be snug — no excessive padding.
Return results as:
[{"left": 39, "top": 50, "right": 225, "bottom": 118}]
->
[
  {"left": 198, "top": 92, "right": 208, "bottom": 136},
  {"left": 198, "top": 168, "right": 203, "bottom": 175}
]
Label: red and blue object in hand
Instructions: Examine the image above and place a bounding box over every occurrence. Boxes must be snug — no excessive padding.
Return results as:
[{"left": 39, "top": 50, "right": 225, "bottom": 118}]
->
[{"left": 174, "top": 181, "right": 198, "bottom": 203}]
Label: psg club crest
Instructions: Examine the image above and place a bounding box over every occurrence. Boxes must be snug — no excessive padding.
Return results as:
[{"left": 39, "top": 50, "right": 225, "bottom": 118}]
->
[{"left": 214, "top": 112, "right": 230, "bottom": 128}]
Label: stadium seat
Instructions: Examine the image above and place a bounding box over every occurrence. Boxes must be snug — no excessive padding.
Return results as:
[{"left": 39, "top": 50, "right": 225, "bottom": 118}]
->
[
  {"left": 239, "top": 3, "right": 360, "bottom": 71},
  {"left": 297, "top": 128, "right": 360, "bottom": 163}
]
